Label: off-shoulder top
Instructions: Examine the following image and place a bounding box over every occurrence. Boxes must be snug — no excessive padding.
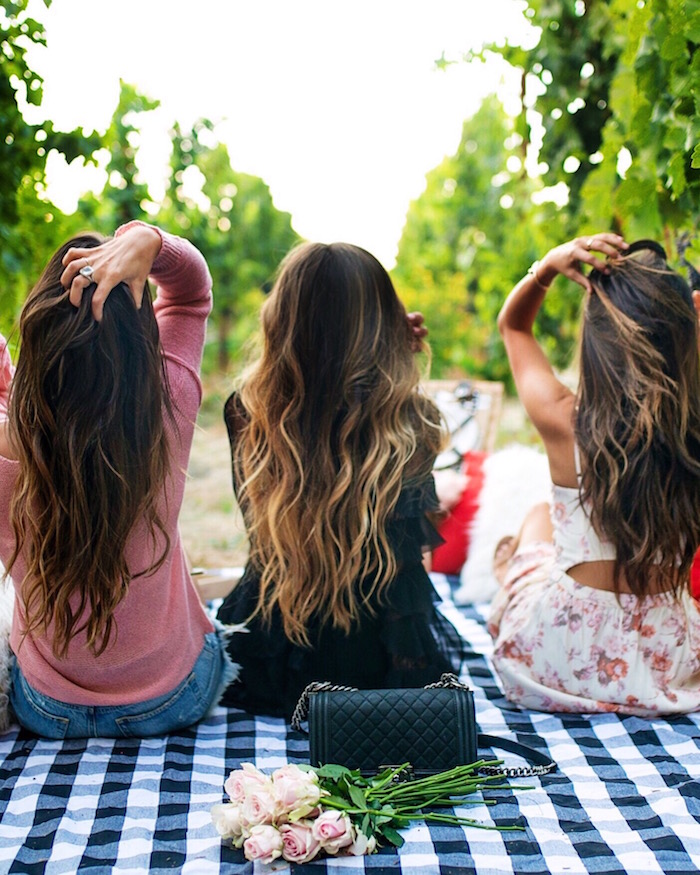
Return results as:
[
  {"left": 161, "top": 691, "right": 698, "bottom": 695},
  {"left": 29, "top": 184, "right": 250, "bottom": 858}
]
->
[{"left": 217, "top": 392, "right": 465, "bottom": 718}]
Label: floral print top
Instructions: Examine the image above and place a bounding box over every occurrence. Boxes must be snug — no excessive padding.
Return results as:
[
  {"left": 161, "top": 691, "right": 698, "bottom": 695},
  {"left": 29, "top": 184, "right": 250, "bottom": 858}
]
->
[
  {"left": 488, "top": 538, "right": 700, "bottom": 716},
  {"left": 552, "top": 483, "right": 616, "bottom": 570}
]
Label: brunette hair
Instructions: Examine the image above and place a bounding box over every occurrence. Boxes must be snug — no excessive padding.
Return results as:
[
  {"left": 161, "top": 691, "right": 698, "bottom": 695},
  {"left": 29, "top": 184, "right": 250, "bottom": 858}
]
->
[
  {"left": 234, "top": 241, "right": 444, "bottom": 645},
  {"left": 7, "top": 234, "right": 172, "bottom": 658},
  {"left": 575, "top": 241, "right": 700, "bottom": 596}
]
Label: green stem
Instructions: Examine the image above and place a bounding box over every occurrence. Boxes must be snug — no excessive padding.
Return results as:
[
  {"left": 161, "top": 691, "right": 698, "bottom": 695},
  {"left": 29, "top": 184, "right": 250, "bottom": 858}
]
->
[{"left": 424, "top": 813, "right": 524, "bottom": 831}]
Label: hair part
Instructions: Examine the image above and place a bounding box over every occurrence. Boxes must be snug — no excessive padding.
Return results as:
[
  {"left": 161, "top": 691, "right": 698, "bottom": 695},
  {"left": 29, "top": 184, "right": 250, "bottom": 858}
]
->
[
  {"left": 7, "top": 233, "right": 173, "bottom": 658},
  {"left": 575, "top": 244, "right": 700, "bottom": 596},
  {"left": 234, "top": 241, "right": 445, "bottom": 646}
]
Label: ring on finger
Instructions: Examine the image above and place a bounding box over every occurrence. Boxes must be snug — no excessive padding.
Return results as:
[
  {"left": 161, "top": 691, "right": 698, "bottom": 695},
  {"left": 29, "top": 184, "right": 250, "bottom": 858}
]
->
[
  {"left": 585, "top": 237, "right": 595, "bottom": 251},
  {"left": 78, "top": 264, "right": 95, "bottom": 280}
]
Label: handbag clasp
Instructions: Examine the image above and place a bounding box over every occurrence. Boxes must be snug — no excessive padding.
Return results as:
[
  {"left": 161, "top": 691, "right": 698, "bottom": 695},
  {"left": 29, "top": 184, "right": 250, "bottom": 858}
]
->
[{"left": 379, "top": 764, "right": 415, "bottom": 782}]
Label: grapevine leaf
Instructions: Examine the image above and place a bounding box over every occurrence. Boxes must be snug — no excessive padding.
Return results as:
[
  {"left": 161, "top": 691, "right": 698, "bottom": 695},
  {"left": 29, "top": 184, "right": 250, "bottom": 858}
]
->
[{"left": 691, "top": 144, "right": 700, "bottom": 169}]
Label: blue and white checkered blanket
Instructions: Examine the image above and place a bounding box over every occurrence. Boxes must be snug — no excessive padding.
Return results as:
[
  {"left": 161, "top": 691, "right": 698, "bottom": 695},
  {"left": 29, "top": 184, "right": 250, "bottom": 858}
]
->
[{"left": 1, "top": 576, "right": 699, "bottom": 874}]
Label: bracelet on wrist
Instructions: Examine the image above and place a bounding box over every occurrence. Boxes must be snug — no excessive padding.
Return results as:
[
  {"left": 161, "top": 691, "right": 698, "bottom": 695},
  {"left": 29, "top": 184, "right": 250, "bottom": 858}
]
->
[{"left": 527, "top": 260, "right": 550, "bottom": 290}]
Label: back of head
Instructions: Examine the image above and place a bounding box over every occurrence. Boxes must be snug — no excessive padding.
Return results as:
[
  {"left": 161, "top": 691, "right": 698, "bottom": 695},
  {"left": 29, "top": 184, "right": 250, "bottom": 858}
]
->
[
  {"left": 8, "top": 234, "right": 172, "bottom": 657},
  {"left": 576, "top": 241, "right": 700, "bottom": 594},
  {"left": 236, "top": 241, "right": 444, "bottom": 643}
]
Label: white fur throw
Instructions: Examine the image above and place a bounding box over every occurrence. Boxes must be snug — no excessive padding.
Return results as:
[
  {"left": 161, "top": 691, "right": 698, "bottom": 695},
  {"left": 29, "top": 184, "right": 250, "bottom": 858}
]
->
[
  {"left": 0, "top": 579, "right": 13, "bottom": 732},
  {"left": 454, "top": 444, "right": 551, "bottom": 604}
]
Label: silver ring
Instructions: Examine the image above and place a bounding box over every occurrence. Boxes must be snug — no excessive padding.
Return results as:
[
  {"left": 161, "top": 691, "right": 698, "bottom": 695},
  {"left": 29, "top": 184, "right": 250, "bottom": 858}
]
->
[
  {"left": 585, "top": 238, "right": 594, "bottom": 251},
  {"left": 78, "top": 264, "right": 95, "bottom": 280}
]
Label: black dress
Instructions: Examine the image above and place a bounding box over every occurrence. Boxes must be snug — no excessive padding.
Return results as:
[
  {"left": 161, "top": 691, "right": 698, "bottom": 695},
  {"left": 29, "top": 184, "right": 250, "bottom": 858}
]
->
[{"left": 217, "top": 393, "right": 465, "bottom": 719}]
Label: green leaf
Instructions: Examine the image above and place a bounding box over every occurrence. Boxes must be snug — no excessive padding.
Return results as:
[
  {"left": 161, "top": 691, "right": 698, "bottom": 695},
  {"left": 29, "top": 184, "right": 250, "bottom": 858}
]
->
[
  {"left": 315, "top": 764, "right": 353, "bottom": 780},
  {"left": 380, "top": 826, "right": 405, "bottom": 847},
  {"left": 661, "top": 32, "right": 688, "bottom": 62},
  {"left": 691, "top": 143, "right": 700, "bottom": 169},
  {"left": 686, "top": 12, "right": 700, "bottom": 43},
  {"left": 663, "top": 123, "right": 687, "bottom": 152},
  {"left": 348, "top": 783, "right": 367, "bottom": 809},
  {"left": 667, "top": 152, "right": 687, "bottom": 197}
]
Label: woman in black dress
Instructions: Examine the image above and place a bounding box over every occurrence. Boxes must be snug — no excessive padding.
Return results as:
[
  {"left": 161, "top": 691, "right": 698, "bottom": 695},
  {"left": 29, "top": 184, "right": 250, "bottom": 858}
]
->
[{"left": 217, "top": 242, "right": 465, "bottom": 718}]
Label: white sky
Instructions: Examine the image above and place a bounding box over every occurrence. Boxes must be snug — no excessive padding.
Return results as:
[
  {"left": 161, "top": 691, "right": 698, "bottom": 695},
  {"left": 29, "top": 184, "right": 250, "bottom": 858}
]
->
[{"left": 24, "top": 0, "right": 536, "bottom": 267}]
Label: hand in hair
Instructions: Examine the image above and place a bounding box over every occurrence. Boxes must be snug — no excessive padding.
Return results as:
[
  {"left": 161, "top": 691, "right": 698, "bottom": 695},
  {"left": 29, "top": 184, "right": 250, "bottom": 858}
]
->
[
  {"left": 498, "top": 231, "right": 627, "bottom": 484},
  {"left": 535, "top": 233, "right": 628, "bottom": 294},
  {"left": 60, "top": 224, "right": 162, "bottom": 321},
  {"left": 407, "top": 311, "right": 428, "bottom": 352}
]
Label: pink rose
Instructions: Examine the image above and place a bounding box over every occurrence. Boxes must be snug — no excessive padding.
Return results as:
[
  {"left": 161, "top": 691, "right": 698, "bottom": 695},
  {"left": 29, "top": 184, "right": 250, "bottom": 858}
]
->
[
  {"left": 240, "top": 785, "right": 277, "bottom": 825},
  {"left": 344, "top": 828, "right": 378, "bottom": 856},
  {"left": 279, "top": 820, "right": 322, "bottom": 863},
  {"left": 272, "top": 764, "right": 323, "bottom": 820},
  {"left": 224, "top": 763, "right": 270, "bottom": 803},
  {"left": 243, "top": 824, "right": 284, "bottom": 864},
  {"left": 311, "top": 810, "right": 353, "bottom": 854},
  {"left": 210, "top": 802, "right": 249, "bottom": 848}
]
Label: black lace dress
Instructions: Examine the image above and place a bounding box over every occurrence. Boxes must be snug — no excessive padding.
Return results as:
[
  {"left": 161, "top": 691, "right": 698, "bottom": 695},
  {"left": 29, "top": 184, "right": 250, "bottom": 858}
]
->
[{"left": 217, "top": 393, "right": 465, "bottom": 719}]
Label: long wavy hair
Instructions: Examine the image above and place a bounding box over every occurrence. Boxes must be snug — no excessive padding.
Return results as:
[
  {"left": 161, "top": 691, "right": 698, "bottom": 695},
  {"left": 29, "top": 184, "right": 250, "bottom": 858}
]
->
[
  {"left": 234, "top": 242, "right": 445, "bottom": 646},
  {"left": 575, "top": 241, "right": 700, "bottom": 596},
  {"left": 7, "top": 234, "right": 173, "bottom": 658}
]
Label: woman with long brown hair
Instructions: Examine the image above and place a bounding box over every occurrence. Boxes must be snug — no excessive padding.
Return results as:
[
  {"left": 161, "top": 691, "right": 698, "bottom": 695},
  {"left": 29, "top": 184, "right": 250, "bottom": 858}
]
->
[
  {"left": 4, "top": 221, "right": 236, "bottom": 737},
  {"left": 490, "top": 233, "right": 700, "bottom": 715},
  {"left": 217, "top": 241, "right": 465, "bottom": 717}
]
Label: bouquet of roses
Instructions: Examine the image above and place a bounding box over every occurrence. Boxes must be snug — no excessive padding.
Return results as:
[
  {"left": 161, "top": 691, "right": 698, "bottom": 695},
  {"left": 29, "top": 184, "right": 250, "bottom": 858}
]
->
[{"left": 211, "top": 760, "right": 522, "bottom": 864}]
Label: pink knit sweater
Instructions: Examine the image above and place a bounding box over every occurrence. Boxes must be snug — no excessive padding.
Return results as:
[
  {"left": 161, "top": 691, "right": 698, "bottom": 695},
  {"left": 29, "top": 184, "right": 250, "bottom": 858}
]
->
[{"left": 0, "top": 222, "right": 216, "bottom": 706}]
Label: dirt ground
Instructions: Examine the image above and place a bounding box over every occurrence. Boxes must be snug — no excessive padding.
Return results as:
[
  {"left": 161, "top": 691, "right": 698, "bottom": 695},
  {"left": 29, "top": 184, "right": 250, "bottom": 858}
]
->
[
  {"left": 180, "top": 414, "right": 249, "bottom": 569},
  {"left": 180, "top": 385, "right": 534, "bottom": 570}
]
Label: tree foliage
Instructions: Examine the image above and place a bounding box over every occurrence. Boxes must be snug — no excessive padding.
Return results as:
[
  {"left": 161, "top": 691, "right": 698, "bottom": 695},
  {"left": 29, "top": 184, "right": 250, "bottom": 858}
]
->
[
  {"left": 490, "top": 0, "right": 700, "bottom": 242},
  {"left": 3, "top": 50, "right": 299, "bottom": 373},
  {"left": 0, "top": 0, "right": 98, "bottom": 330},
  {"left": 76, "top": 82, "right": 160, "bottom": 231},
  {"left": 396, "top": 0, "right": 700, "bottom": 384},
  {"left": 393, "top": 96, "right": 572, "bottom": 383},
  {"left": 157, "top": 121, "right": 299, "bottom": 372}
]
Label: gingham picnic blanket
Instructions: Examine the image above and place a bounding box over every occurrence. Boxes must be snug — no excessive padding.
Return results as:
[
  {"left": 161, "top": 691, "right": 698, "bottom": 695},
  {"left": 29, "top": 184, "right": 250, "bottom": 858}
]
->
[{"left": 1, "top": 576, "right": 699, "bottom": 875}]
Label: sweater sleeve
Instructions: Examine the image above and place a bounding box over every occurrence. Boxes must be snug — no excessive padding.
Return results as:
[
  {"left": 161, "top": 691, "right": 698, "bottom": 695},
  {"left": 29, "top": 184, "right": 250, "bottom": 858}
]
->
[
  {"left": 0, "top": 337, "right": 14, "bottom": 421},
  {"left": 115, "top": 221, "right": 213, "bottom": 376}
]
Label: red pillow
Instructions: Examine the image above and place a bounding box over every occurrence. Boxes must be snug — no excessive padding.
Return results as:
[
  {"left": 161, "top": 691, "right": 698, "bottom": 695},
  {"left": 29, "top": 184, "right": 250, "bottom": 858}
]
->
[
  {"left": 431, "top": 451, "right": 487, "bottom": 575},
  {"left": 692, "top": 549, "right": 700, "bottom": 600}
]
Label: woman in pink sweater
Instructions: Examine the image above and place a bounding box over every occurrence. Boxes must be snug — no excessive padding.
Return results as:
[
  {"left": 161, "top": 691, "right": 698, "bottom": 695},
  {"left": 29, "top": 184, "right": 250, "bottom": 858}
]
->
[{"left": 1, "top": 220, "right": 236, "bottom": 738}]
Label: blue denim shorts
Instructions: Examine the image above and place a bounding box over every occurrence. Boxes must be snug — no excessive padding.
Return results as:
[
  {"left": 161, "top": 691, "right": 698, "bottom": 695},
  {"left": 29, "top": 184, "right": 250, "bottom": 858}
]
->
[{"left": 9, "top": 628, "right": 237, "bottom": 739}]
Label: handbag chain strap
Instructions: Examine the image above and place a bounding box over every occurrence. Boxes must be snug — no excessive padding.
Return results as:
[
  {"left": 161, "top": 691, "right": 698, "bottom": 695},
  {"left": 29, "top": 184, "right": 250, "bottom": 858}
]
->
[
  {"left": 477, "top": 746, "right": 556, "bottom": 777},
  {"left": 291, "top": 680, "right": 358, "bottom": 732},
  {"left": 427, "top": 676, "right": 555, "bottom": 777},
  {"left": 424, "top": 672, "right": 470, "bottom": 692}
]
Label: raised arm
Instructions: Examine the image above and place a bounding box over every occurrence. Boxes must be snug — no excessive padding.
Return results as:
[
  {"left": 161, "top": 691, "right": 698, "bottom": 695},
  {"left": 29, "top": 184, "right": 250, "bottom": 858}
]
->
[
  {"left": 60, "top": 222, "right": 163, "bottom": 320},
  {"left": 127, "top": 224, "right": 213, "bottom": 375},
  {"left": 60, "top": 221, "right": 212, "bottom": 375},
  {"left": 498, "top": 233, "right": 627, "bottom": 448}
]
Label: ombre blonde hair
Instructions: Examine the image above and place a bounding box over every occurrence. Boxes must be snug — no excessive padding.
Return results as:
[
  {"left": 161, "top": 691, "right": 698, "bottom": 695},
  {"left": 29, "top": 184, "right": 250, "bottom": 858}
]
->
[
  {"left": 233, "top": 242, "right": 445, "bottom": 646},
  {"left": 576, "top": 244, "right": 700, "bottom": 597}
]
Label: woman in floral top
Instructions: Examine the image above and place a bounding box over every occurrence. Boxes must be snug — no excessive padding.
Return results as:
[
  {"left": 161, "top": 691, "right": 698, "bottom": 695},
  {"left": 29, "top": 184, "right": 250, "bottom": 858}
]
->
[{"left": 490, "top": 234, "right": 700, "bottom": 715}]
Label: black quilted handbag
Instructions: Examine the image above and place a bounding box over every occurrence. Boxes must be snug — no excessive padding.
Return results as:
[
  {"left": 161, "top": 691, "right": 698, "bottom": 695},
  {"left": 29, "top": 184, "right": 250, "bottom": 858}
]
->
[{"left": 291, "top": 674, "right": 556, "bottom": 777}]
